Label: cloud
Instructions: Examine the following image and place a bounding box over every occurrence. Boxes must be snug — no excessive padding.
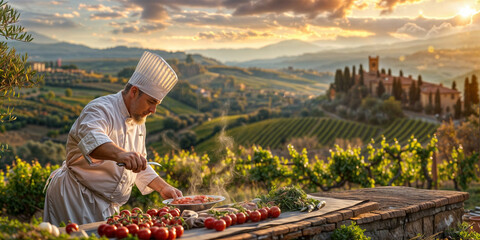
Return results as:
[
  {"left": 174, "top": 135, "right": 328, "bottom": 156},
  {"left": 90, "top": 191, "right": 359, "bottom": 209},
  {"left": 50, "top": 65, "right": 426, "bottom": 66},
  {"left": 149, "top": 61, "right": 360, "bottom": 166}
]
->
[
  {"left": 19, "top": 12, "right": 80, "bottom": 29},
  {"left": 79, "top": 4, "right": 114, "bottom": 12},
  {"left": 232, "top": 0, "right": 350, "bottom": 19},
  {"left": 425, "top": 22, "right": 454, "bottom": 38},
  {"left": 396, "top": 22, "right": 427, "bottom": 37},
  {"left": 112, "top": 22, "right": 167, "bottom": 34},
  {"left": 54, "top": 12, "right": 79, "bottom": 18},
  {"left": 195, "top": 30, "right": 273, "bottom": 41},
  {"left": 376, "top": 0, "right": 425, "bottom": 15},
  {"left": 172, "top": 11, "right": 274, "bottom": 29},
  {"left": 90, "top": 12, "right": 127, "bottom": 20}
]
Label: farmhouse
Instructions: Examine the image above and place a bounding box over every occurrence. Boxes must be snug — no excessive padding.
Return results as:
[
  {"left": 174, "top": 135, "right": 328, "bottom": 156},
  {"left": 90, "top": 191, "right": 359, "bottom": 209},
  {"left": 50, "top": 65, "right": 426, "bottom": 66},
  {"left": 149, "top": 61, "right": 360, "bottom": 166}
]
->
[{"left": 364, "top": 56, "right": 461, "bottom": 114}]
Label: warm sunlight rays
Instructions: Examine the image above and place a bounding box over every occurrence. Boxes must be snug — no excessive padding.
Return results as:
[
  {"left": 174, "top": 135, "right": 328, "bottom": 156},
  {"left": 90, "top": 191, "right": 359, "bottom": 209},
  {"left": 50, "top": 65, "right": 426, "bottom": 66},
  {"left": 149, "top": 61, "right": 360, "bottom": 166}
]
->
[{"left": 458, "top": 5, "right": 477, "bottom": 18}]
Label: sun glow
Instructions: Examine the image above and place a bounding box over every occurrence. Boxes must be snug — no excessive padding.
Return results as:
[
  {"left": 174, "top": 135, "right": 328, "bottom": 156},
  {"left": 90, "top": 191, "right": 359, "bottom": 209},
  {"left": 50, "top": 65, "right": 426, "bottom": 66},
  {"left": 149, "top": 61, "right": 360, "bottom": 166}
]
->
[{"left": 458, "top": 6, "right": 477, "bottom": 18}]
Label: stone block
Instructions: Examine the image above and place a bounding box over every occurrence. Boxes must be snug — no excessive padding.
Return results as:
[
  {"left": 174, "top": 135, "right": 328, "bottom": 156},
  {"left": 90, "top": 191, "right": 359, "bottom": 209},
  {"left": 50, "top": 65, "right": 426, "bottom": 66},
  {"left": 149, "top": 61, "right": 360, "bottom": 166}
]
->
[
  {"left": 365, "top": 229, "right": 392, "bottom": 240},
  {"left": 405, "top": 218, "right": 423, "bottom": 239},
  {"left": 358, "top": 217, "right": 401, "bottom": 232},
  {"left": 433, "top": 198, "right": 449, "bottom": 208},
  {"left": 220, "top": 233, "right": 257, "bottom": 240},
  {"left": 337, "top": 209, "right": 354, "bottom": 220},
  {"left": 408, "top": 208, "right": 435, "bottom": 222},
  {"left": 350, "top": 202, "right": 379, "bottom": 217},
  {"left": 434, "top": 208, "right": 463, "bottom": 233},
  {"left": 311, "top": 231, "right": 333, "bottom": 240},
  {"left": 321, "top": 223, "right": 336, "bottom": 232},
  {"left": 302, "top": 226, "right": 323, "bottom": 236},
  {"left": 404, "top": 205, "right": 420, "bottom": 214},
  {"left": 352, "top": 213, "right": 381, "bottom": 224},
  {"left": 271, "top": 225, "right": 290, "bottom": 236},
  {"left": 283, "top": 230, "right": 302, "bottom": 240},
  {"left": 418, "top": 201, "right": 436, "bottom": 210},
  {"left": 306, "top": 216, "right": 327, "bottom": 226},
  {"left": 252, "top": 228, "right": 272, "bottom": 240},
  {"left": 423, "top": 216, "right": 434, "bottom": 236},
  {"left": 446, "top": 202, "right": 464, "bottom": 211},
  {"left": 288, "top": 221, "right": 311, "bottom": 232},
  {"left": 323, "top": 212, "right": 343, "bottom": 223},
  {"left": 389, "top": 226, "right": 406, "bottom": 240},
  {"left": 433, "top": 206, "right": 446, "bottom": 215}
]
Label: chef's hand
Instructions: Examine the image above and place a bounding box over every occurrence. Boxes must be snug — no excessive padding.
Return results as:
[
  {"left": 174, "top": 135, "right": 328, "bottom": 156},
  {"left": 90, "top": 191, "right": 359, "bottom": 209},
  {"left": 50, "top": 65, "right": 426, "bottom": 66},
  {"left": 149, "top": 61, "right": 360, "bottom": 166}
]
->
[
  {"left": 116, "top": 152, "right": 147, "bottom": 173},
  {"left": 160, "top": 186, "right": 183, "bottom": 200}
]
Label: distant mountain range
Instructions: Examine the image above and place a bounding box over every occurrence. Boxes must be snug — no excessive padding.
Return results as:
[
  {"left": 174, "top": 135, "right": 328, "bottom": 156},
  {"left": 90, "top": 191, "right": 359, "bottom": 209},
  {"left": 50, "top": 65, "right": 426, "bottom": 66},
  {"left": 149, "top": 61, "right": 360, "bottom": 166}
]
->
[
  {"left": 187, "top": 39, "right": 332, "bottom": 62},
  {"left": 11, "top": 30, "right": 480, "bottom": 85}
]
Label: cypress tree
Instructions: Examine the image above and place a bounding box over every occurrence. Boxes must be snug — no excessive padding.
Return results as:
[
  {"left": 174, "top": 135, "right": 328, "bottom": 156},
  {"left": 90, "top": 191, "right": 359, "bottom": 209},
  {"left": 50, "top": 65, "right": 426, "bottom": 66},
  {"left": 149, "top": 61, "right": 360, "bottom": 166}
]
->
[
  {"left": 344, "top": 66, "right": 351, "bottom": 91},
  {"left": 471, "top": 74, "right": 479, "bottom": 105},
  {"left": 409, "top": 81, "right": 417, "bottom": 106},
  {"left": 359, "top": 65, "right": 365, "bottom": 86},
  {"left": 334, "top": 69, "right": 343, "bottom": 91},
  {"left": 352, "top": 65, "right": 356, "bottom": 86},
  {"left": 434, "top": 88, "right": 442, "bottom": 114},
  {"left": 377, "top": 80, "right": 385, "bottom": 97},
  {"left": 428, "top": 91, "right": 433, "bottom": 106},
  {"left": 381, "top": 68, "right": 386, "bottom": 74},
  {"left": 452, "top": 80, "right": 457, "bottom": 90},
  {"left": 399, "top": 70, "right": 404, "bottom": 77},
  {"left": 388, "top": 68, "right": 392, "bottom": 76},
  {"left": 464, "top": 77, "right": 471, "bottom": 116},
  {"left": 418, "top": 75, "right": 423, "bottom": 86}
]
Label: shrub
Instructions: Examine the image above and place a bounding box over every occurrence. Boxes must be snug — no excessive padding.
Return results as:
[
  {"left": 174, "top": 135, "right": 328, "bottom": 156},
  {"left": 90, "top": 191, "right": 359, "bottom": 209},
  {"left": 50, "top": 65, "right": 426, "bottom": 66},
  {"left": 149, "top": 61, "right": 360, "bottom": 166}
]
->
[{"left": 331, "top": 222, "right": 370, "bottom": 240}]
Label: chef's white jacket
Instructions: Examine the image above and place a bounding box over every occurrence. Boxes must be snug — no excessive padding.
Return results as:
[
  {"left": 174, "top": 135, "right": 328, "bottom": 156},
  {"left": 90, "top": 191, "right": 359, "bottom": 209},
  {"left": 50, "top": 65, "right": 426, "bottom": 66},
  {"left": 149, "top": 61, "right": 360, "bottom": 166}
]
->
[{"left": 43, "top": 91, "right": 158, "bottom": 226}]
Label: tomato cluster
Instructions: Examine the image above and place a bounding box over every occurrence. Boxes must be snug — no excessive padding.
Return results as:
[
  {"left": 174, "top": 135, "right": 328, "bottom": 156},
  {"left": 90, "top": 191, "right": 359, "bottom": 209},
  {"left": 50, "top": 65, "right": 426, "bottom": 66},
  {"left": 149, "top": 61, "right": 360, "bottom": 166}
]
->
[
  {"left": 171, "top": 195, "right": 220, "bottom": 204},
  {"left": 97, "top": 206, "right": 185, "bottom": 240},
  {"left": 204, "top": 206, "right": 281, "bottom": 232}
]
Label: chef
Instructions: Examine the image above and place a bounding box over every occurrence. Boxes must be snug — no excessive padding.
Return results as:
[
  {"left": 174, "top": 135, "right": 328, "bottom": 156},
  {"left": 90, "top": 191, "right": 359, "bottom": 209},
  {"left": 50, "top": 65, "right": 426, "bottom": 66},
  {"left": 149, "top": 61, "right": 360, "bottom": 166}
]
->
[{"left": 43, "top": 51, "right": 183, "bottom": 226}]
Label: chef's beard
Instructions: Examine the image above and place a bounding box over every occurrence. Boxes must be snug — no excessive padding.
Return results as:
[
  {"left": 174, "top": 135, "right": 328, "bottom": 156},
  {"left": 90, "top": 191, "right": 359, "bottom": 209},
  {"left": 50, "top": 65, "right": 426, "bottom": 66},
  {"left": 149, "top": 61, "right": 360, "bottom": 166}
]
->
[{"left": 132, "top": 114, "right": 147, "bottom": 125}]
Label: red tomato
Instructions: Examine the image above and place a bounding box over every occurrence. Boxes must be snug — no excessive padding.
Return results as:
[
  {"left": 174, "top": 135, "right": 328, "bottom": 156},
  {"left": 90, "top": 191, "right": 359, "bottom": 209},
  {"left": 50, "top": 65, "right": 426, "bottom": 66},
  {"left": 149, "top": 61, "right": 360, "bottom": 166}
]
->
[
  {"left": 138, "top": 223, "right": 150, "bottom": 229},
  {"left": 154, "top": 222, "right": 166, "bottom": 227},
  {"left": 116, "top": 226, "right": 129, "bottom": 239},
  {"left": 169, "top": 209, "right": 180, "bottom": 217},
  {"left": 263, "top": 206, "right": 270, "bottom": 212},
  {"left": 269, "top": 206, "right": 281, "bottom": 218},
  {"left": 132, "top": 207, "right": 143, "bottom": 215},
  {"left": 115, "top": 223, "right": 123, "bottom": 228},
  {"left": 258, "top": 208, "right": 268, "bottom": 220},
  {"left": 65, "top": 222, "right": 79, "bottom": 234},
  {"left": 120, "top": 209, "right": 132, "bottom": 217},
  {"left": 97, "top": 223, "right": 109, "bottom": 236},
  {"left": 153, "top": 227, "right": 169, "bottom": 240},
  {"left": 104, "top": 224, "right": 117, "bottom": 238},
  {"left": 147, "top": 208, "right": 158, "bottom": 216},
  {"left": 150, "top": 226, "right": 160, "bottom": 236},
  {"left": 228, "top": 213, "right": 237, "bottom": 225},
  {"left": 142, "top": 214, "right": 152, "bottom": 221},
  {"left": 221, "top": 215, "right": 232, "bottom": 227},
  {"left": 168, "top": 227, "right": 177, "bottom": 240},
  {"left": 174, "top": 225, "right": 184, "bottom": 238},
  {"left": 137, "top": 228, "right": 151, "bottom": 240},
  {"left": 249, "top": 211, "right": 261, "bottom": 222},
  {"left": 214, "top": 219, "right": 226, "bottom": 231},
  {"left": 204, "top": 217, "right": 215, "bottom": 229},
  {"left": 126, "top": 224, "right": 139, "bottom": 236},
  {"left": 236, "top": 212, "right": 247, "bottom": 224},
  {"left": 170, "top": 217, "right": 183, "bottom": 226}
]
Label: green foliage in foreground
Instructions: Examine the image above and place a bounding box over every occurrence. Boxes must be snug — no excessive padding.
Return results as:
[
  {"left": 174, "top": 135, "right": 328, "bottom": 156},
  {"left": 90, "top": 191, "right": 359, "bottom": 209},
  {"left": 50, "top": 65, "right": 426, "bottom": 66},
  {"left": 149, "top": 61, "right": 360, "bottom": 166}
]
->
[
  {"left": 2, "top": 135, "right": 479, "bottom": 222},
  {"left": 332, "top": 222, "right": 370, "bottom": 240},
  {"left": 0, "top": 217, "right": 103, "bottom": 239}
]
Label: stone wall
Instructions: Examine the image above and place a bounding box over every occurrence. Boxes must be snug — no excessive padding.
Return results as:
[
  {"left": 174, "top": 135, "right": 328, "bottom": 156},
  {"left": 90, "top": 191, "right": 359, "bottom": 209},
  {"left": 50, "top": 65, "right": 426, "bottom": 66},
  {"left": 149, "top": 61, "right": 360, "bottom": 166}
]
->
[{"left": 220, "top": 187, "right": 469, "bottom": 240}]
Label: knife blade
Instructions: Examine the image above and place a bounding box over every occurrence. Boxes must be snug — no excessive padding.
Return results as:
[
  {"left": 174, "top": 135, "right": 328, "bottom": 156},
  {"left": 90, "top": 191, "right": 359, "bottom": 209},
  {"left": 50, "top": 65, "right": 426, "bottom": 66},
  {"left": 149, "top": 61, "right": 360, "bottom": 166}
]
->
[{"left": 117, "top": 162, "right": 162, "bottom": 167}]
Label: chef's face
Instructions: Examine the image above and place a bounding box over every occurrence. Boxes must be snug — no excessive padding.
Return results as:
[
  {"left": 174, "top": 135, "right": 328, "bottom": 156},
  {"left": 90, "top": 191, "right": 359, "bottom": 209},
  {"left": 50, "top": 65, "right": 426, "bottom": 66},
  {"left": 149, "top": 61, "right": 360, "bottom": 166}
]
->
[{"left": 130, "top": 87, "right": 160, "bottom": 125}]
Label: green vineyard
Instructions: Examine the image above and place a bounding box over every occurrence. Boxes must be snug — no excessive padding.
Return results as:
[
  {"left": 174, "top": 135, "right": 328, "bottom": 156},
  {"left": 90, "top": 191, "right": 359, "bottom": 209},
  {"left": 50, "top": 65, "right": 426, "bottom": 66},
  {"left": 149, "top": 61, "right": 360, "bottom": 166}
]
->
[
  {"left": 376, "top": 118, "right": 438, "bottom": 144},
  {"left": 194, "top": 117, "right": 439, "bottom": 153}
]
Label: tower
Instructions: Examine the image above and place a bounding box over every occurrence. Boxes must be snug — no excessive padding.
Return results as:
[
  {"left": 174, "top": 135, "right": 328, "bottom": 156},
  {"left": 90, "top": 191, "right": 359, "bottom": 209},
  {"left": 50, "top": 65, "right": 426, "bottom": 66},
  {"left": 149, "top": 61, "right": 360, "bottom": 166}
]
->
[{"left": 369, "top": 56, "right": 379, "bottom": 73}]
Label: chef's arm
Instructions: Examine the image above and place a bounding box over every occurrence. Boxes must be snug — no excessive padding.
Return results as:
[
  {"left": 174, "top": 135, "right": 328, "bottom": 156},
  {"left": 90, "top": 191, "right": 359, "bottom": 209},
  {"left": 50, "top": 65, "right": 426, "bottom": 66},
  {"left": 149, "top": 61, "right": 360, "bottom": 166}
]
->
[
  {"left": 90, "top": 142, "right": 147, "bottom": 173},
  {"left": 148, "top": 176, "right": 183, "bottom": 199}
]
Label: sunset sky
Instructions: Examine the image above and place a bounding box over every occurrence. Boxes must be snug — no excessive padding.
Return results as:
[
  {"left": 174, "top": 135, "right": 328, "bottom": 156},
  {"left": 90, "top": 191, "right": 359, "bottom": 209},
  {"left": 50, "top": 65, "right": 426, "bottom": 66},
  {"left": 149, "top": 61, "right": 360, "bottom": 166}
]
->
[{"left": 12, "top": 0, "right": 480, "bottom": 51}]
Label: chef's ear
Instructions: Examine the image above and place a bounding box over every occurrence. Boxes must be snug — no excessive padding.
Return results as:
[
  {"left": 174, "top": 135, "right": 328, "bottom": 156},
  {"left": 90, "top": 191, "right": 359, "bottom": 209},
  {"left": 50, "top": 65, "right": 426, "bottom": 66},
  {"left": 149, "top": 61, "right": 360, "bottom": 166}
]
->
[{"left": 130, "top": 86, "right": 140, "bottom": 98}]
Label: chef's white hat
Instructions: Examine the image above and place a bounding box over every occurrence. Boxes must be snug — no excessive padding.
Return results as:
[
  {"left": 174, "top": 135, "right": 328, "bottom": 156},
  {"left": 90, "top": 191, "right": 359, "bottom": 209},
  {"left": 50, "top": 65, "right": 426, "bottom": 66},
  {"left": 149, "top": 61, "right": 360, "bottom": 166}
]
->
[{"left": 128, "top": 51, "right": 178, "bottom": 101}]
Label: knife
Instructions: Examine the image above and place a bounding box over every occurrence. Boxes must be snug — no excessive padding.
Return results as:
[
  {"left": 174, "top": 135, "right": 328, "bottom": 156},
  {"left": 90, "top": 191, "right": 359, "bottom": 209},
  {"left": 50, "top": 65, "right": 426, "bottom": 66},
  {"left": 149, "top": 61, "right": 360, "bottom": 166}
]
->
[{"left": 117, "top": 162, "right": 162, "bottom": 167}]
